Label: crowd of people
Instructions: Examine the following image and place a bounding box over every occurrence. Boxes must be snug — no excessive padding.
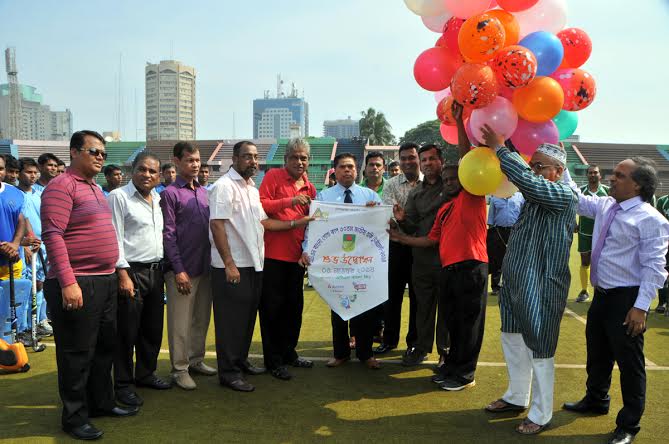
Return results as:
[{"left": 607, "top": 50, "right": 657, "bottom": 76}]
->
[{"left": 1, "top": 101, "right": 668, "bottom": 443}]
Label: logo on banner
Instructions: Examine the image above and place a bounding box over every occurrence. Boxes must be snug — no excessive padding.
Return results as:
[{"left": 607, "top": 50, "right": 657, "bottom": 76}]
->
[
  {"left": 313, "top": 208, "right": 329, "bottom": 221},
  {"left": 342, "top": 234, "right": 356, "bottom": 252}
]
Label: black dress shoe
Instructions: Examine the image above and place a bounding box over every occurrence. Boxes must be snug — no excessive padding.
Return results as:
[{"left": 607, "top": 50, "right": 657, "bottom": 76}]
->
[
  {"left": 90, "top": 405, "right": 140, "bottom": 418},
  {"left": 241, "top": 362, "right": 266, "bottom": 375},
  {"left": 136, "top": 375, "right": 172, "bottom": 390},
  {"left": 291, "top": 357, "right": 313, "bottom": 368},
  {"left": 608, "top": 429, "right": 635, "bottom": 444},
  {"left": 116, "top": 390, "right": 144, "bottom": 407},
  {"left": 221, "top": 378, "right": 255, "bottom": 392},
  {"left": 373, "top": 343, "right": 396, "bottom": 354},
  {"left": 562, "top": 397, "right": 609, "bottom": 415},
  {"left": 63, "top": 423, "right": 103, "bottom": 441},
  {"left": 270, "top": 366, "right": 292, "bottom": 380}
]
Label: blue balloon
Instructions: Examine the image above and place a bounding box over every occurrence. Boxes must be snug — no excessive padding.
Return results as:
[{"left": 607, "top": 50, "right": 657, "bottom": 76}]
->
[{"left": 519, "top": 31, "right": 564, "bottom": 77}]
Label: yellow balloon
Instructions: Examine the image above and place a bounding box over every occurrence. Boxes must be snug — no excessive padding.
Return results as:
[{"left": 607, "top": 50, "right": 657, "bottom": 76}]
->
[{"left": 458, "top": 147, "right": 504, "bottom": 196}]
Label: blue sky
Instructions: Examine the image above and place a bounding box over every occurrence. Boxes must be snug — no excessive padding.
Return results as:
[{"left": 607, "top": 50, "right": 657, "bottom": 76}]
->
[{"left": 1, "top": 0, "right": 668, "bottom": 144}]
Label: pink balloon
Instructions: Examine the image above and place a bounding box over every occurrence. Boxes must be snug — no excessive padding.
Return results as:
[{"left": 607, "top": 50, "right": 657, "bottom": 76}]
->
[
  {"left": 434, "top": 87, "right": 451, "bottom": 103},
  {"left": 445, "top": 0, "right": 493, "bottom": 18},
  {"left": 510, "top": 119, "right": 559, "bottom": 156},
  {"left": 440, "top": 123, "right": 459, "bottom": 145},
  {"left": 465, "top": 118, "right": 479, "bottom": 145},
  {"left": 422, "top": 12, "right": 451, "bottom": 33},
  {"left": 471, "top": 96, "right": 519, "bottom": 142},
  {"left": 497, "top": 0, "right": 539, "bottom": 12},
  {"left": 498, "top": 84, "right": 514, "bottom": 100},
  {"left": 413, "top": 47, "right": 462, "bottom": 92}
]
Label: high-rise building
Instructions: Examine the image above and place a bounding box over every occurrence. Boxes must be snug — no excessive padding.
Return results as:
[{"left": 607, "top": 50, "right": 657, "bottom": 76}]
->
[
  {"left": 145, "top": 60, "right": 196, "bottom": 141},
  {"left": 323, "top": 117, "right": 359, "bottom": 139},
  {"left": 0, "top": 84, "right": 72, "bottom": 141},
  {"left": 253, "top": 75, "right": 308, "bottom": 139}
]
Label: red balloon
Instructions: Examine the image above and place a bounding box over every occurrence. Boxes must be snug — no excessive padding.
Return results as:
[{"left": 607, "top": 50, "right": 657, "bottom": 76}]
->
[
  {"left": 492, "top": 45, "right": 537, "bottom": 88},
  {"left": 497, "top": 0, "right": 539, "bottom": 12},
  {"left": 440, "top": 123, "right": 459, "bottom": 145},
  {"left": 557, "top": 28, "right": 592, "bottom": 69},
  {"left": 550, "top": 68, "right": 597, "bottom": 111},
  {"left": 443, "top": 17, "right": 466, "bottom": 52},
  {"left": 437, "top": 95, "right": 473, "bottom": 125},
  {"left": 414, "top": 47, "right": 463, "bottom": 92},
  {"left": 451, "top": 63, "right": 499, "bottom": 109}
]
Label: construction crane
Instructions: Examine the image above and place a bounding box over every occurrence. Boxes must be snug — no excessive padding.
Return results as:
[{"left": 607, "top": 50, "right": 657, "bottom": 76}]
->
[{"left": 5, "top": 48, "right": 22, "bottom": 139}]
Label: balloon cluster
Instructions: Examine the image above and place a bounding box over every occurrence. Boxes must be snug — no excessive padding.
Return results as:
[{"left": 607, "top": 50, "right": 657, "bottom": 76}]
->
[{"left": 406, "top": 0, "right": 596, "bottom": 196}]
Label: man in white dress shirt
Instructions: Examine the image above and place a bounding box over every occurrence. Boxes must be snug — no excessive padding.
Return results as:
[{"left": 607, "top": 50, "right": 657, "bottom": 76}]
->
[
  {"left": 108, "top": 152, "right": 172, "bottom": 407},
  {"left": 563, "top": 157, "right": 669, "bottom": 444},
  {"left": 209, "top": 141, "right": 312, "bottom": 392}
]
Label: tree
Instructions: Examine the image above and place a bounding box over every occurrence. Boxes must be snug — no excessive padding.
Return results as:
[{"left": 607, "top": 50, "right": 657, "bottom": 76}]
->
[
  {"left": 400, "top": 119, "right": 459, "bottom": 164},
  {"left": 359, "top": 108, "right": 396, "bottom": 145}
]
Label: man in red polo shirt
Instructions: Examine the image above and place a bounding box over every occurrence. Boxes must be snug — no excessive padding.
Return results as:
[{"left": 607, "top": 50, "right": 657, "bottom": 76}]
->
[
  {"left": 389, "top": 102, "right": 488, "bottom": 392},
  {"left": 258, "top": 138, "right": 317, "bottom": 380}
]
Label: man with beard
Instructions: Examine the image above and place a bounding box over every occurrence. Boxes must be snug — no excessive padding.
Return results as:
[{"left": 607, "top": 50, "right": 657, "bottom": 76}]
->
[
  {"left": 374, "top": 143, "right": 422, "bottom": 355},
  {"left": 210, "top": 141, "right": 313, "bottom": 391},
  {"left": 258, "top": 138, "right": 317, "bottom": 381},
  {"left": 576, "top": 165, "right": 609, "bottom": 303},
  {"left": 481, "top": 125, "right": 578, "bottom": 435}
]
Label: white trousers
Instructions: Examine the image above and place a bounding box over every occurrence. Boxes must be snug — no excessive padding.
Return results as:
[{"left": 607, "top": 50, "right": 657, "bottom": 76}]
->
[{"left": 500, "top": 332, "right": 555, "bottom": 426}]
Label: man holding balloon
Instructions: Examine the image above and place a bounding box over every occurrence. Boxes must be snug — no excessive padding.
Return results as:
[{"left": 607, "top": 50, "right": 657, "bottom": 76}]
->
[{"left": 480, "top": 124, "right": 577, "bottom": 435}]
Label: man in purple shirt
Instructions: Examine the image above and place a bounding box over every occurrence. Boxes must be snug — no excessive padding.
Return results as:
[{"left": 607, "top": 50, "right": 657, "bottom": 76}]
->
[{"left": 160, "top": 142, "right": 216, "bottom": 390}]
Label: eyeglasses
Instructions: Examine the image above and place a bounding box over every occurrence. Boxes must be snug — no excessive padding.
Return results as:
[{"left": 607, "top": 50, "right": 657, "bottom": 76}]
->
[
  {"left": 80, "top": 147, "right": 107, "bottom": 160},
  {"left": 529, "top": 161, "right": 558, "bottom": 171}
]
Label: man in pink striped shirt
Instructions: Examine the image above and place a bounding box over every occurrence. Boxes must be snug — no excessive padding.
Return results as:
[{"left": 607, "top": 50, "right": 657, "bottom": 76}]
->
[{"left": 42, "top": 130, "right": 138, "bottom": 441}]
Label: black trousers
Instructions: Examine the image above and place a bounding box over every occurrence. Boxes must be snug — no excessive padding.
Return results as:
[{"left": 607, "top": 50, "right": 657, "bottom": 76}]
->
[
  {"left": 259, "top": 259, "right": 304, "bottom": 370},
  {"left": 586, "top": 286, "right": 646, "bottom": 435},
  {"left": 45, "top": 275, "right": 117, "bottom": 428},
  {"left": 439, "top": 261, "right": 488, "bottom": 383},
  {"left": 212, "top": 267, "right": 262, "bottom": 382},
  {"left": 382, "top": 241, "right": 417, "bottom": 348},
  {"left": 331, "top": 308, "right": 376, "bottom": 362},
  {"left": 114, "top": 264, "right": 165, "bottom": 391},
  {"left": 412, "top": 261, "right": 448, "bottom": 355},
  {"left": 487, "top": 226, "right": 511, "bottom": 290}
]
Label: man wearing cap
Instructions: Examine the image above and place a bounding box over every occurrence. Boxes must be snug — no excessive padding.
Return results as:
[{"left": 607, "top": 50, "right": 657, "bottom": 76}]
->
[{"left": 480, "top": 126, "right": 578, "bottom": 435}]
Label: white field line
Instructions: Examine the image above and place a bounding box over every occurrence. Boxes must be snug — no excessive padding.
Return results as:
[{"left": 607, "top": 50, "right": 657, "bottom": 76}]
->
[{"left": 564, "top": 307, "right": 659, "bottom": 367}]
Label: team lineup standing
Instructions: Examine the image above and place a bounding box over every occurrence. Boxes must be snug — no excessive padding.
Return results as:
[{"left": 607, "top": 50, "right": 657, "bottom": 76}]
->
[{"left": 0, "top": 120, "right": 665, "bottom": 444}]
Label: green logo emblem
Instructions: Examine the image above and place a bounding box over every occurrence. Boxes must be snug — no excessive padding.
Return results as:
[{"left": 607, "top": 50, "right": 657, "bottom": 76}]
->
[{"left": 342, "top": 234, "right": 356, "bottom": 252}]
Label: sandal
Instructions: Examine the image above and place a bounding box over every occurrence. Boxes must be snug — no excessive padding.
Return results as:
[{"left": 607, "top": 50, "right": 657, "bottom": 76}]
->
[
  {"left": 485, "top": 398, "right": 527, "bottom": 413},
  {"left": 516, "top": 418, "right": 550, "bottom": 435}
]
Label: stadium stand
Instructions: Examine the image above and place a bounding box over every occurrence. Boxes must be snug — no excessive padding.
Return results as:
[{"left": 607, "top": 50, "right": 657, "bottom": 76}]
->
[
  {"left": 207, "top": 139, "right": 275, "bottom": 186},
  {"left": 334, "top": 138, "right": 367, "bottom": 174},
  {"left": 13, "top": 140, "right": 71, "bottom": 165},
  {"left": 0, "top": 139, "right": 18, "bottom": 157}
]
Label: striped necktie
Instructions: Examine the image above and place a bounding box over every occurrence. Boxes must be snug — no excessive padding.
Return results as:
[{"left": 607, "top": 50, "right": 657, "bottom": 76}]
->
[{"left": 590, "top": 202, "right": 621, "bottom": 287}]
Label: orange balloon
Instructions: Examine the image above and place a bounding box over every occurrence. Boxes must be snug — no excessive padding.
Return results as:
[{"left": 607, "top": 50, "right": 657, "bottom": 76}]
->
[
  {"left": 451, "top": 63, "right": 499, "bottom": 109},
  {"left": 512, "top": 76, "right": 564, "bottom": 123},
  {"left": 436, "top": 95, "right": 473, "bottom": 125},
  {"left": 458, "top": 13, "right": 506, "bottom": 63},
  {"left": 486, "top": 10, "right": 520, "bottom": 46}
]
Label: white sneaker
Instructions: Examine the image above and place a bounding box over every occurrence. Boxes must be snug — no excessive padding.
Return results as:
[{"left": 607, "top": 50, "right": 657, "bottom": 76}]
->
[
  {"left": 189, "top": 362, "right": 217, "bottom": 376},
  {"left": 172, "top": 372, "right": 197, "bottom": 390},
  {"left": 37, "top": 320, "right": 53, "bottom": 336}
]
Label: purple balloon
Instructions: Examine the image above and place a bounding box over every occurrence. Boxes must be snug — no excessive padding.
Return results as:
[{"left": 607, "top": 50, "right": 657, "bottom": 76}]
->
[{"left": 510, "top": 119, "right": 559, "bottom": 156}]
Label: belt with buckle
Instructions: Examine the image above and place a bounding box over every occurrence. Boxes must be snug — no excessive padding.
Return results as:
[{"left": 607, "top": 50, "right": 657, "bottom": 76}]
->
[{"left": 128, "top": 262, "right": 162, "bottom": 271}]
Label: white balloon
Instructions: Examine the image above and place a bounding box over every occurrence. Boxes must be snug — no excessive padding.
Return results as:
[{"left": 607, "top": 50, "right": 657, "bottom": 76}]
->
[
  {"left": 514, "top": 0, "right": 568, "bottom": 37},
  {"left": 491, "top": 175, "right": 519, "bottom": 198},
  {"left": 421, "top": 12, "right": 452, "bottom": 33},
  {"left": 404, "top": 0, "right": 448, "bottom": 17}
]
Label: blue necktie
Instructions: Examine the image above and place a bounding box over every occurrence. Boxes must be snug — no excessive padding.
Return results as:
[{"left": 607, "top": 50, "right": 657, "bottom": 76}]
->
[{"left": 344, "top": 189, "right": 353, "bottom": 203}]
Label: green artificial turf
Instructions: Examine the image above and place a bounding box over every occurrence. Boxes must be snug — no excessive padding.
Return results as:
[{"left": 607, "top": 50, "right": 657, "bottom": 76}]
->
[{"left": 1, "top": 239, "right": 668, "bottom": 443}]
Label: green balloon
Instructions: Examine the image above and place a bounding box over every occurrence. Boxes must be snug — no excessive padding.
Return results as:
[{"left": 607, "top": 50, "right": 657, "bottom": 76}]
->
[{"left": 552, "top": 110, "right": 578, "bottom": 141}]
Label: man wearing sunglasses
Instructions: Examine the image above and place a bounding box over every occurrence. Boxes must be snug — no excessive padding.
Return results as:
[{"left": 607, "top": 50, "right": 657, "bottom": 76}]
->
[
  {"left": 42, "top": 130, "right": 138, "bottom": 441},
  {"left": 480, "top": 126, "right": 578, "bottom": 436}
]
